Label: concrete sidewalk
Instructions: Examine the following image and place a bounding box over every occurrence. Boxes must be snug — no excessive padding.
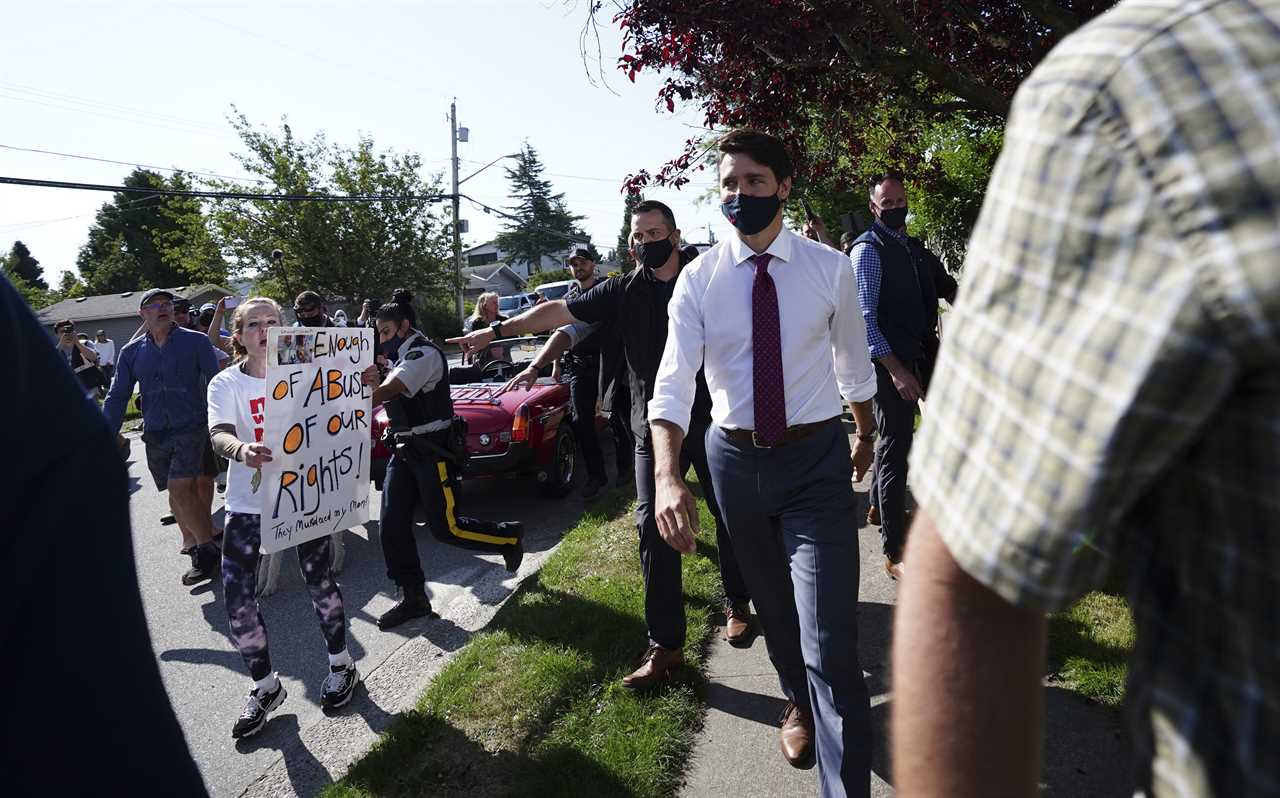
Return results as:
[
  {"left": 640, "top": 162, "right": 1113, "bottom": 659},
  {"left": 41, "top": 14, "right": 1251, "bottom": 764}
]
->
[{"left": 680, "top": 472, "right": 1132, "bottom": 798}]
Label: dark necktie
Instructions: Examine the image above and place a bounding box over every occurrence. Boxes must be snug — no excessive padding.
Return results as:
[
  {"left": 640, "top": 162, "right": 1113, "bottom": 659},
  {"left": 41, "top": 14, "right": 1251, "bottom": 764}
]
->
[{"left": 751, "top": 253, "right": 786, "bottom": 445}]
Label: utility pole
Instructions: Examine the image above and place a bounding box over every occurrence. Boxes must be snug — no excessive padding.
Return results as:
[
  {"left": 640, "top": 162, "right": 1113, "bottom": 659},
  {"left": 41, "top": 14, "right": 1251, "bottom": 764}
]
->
[{"left": 450, "top": 99, "right": 464, "bottom": 324}]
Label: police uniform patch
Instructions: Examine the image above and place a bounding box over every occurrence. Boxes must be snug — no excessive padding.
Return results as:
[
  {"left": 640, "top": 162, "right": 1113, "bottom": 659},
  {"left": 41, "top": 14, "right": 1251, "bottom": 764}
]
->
[{"left": 405, "top": 350, "right": 424, "bottom": 360}]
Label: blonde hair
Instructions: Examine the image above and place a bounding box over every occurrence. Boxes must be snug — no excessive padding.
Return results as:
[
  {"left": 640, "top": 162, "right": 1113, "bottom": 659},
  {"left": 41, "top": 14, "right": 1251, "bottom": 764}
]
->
[
  {"left": 230, "top": 297, "right": 284, "bottom": 361},
  {"left": 470, "top": 292, "right": 499, "bottom": 320}
]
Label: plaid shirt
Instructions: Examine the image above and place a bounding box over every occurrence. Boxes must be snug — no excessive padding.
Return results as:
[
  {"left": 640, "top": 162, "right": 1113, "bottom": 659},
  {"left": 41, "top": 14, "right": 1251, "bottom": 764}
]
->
[
  {"left": 910, "top": 1, "right": 1280, "bottom": 795},
  {"left": 849, "top": 220, "right": 910, "bottom": 359}
]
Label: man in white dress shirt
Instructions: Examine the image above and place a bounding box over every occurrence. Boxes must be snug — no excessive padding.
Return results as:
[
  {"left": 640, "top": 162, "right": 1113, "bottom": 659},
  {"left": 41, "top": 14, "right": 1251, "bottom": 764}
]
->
[{"left": 648, "top": 129, "right": 878, "bottom": 798}]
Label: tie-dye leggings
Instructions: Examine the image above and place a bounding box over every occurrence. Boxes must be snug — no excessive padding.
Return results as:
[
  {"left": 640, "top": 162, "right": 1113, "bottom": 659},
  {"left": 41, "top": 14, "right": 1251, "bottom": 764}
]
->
[{"left": 222, "top": 512, "right": 347, "bottom": 681}]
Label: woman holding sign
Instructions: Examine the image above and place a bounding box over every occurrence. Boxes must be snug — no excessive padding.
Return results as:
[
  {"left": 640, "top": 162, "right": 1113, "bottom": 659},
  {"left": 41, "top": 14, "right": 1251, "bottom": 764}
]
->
[{"left": 206, "top": 297, "right": 360, "bottom": 739}]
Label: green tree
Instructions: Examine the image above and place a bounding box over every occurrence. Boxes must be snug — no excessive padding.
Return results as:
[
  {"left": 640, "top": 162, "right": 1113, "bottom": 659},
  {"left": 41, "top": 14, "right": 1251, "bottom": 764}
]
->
[
  {"left": 3, "top": 241, "right": 47, "bottom": 290},
  {"left": 55, "top": 271, "right": 87, "bottom": 301},
  {"left": 615, "top": 192, "right": 642, "bottom": 273},
  {"left": 494, "top": 143, "right": 583, "bottom": 275},
  {"left": 3, "top": 271, "right": 51, "bottom": 310},
  {"left": 76, "top": 169, "right": 228, "bottom": 294},
  {"left": 210, "top": 113, "right": 454, "bottom": 308},
  {"left": 791, "top": 109, "right": 1002, "bottom": 269}
]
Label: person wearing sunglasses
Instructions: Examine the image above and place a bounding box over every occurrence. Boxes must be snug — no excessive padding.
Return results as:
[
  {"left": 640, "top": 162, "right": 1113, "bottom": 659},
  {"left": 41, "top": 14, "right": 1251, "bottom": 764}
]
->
[
  {"left": 292, "top": 290, "right": 335, "bottom": 328},
  {"left": 53, "top": 320, "right": 103, "bottom": 400},
  {"left": 103, "top": 288, "right": 224, "bottom": 586}
]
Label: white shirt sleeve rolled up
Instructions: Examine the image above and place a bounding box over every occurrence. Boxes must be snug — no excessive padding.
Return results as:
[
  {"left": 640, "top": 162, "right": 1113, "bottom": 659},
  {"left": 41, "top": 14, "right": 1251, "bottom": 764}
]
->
[{"left": 647, "top": 263, "right": 706, "bottom": 436}]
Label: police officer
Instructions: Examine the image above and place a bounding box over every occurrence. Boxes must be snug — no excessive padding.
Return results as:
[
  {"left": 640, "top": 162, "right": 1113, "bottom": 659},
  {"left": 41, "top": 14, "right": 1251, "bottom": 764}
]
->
[{"left": 362, "top": 294, "right": 524, "bottom": 630}]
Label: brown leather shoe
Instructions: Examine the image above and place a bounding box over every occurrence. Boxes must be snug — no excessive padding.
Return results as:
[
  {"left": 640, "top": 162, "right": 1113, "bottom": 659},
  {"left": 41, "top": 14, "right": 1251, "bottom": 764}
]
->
[
  {"left": 866, "top": 504, "right": 880, "bottom": 526},
  {"left": 884, "top": 556, "right": 905, "bottom": 581},
  {"left": 723, "top": 602, "right": 753, "bottom": 646},
  {"left": 621, "top": 644, "right": 683, "bottom": 690},
  {"left": 778, "top": 701, "right": 816, "bottom": 769}
]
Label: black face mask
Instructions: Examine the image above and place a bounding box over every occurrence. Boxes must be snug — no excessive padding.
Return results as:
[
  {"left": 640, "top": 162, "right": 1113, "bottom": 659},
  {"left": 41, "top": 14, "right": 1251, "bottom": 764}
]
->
[
  {"left": 878, "top": 205, "right": 909, "bottom": 230},
  {"left": 636, "top": 238, "right": 675, "bottom": 270},
  {"left": 721, "top": 192, "right": 781, "bottom": 236}
]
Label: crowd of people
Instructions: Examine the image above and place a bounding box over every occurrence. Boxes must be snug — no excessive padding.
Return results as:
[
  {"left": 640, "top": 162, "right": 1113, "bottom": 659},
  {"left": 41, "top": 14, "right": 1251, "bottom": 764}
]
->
[{"left": 17, "top": 3, "right": 1280, "bottom": 795}]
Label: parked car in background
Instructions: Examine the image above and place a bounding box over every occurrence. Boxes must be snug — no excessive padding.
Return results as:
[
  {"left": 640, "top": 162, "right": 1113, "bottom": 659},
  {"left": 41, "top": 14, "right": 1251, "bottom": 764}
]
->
[
  {"left": 370, "top": 335, "right": 606, "bottom": 498},
  {"left": 497, "top": 293, "right": 536, "bottom": 316},
  {"left": 532, "top": 280, "right": 575, "bottom": 301}
]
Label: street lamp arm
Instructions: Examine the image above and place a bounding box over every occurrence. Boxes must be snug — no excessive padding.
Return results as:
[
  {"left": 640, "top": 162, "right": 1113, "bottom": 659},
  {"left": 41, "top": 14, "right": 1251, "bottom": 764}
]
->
[{"left": 459, "top": 153, "right": 521, "bottom": 186}]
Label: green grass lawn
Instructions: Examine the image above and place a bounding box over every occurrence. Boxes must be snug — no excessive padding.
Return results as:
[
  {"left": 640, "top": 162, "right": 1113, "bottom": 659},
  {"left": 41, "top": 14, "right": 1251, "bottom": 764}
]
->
[
  {"left": 1048, "top": 590, "right": 1135, "bottom": 707},
  {"left": 323, "top": 478, "right": 725, "bottom": 798}
]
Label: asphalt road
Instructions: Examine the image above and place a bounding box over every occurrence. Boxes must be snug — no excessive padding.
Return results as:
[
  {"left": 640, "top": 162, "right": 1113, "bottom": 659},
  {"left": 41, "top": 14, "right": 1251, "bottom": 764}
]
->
[{"left": 124, "top": 429, "right": 606, "bottom": 798}]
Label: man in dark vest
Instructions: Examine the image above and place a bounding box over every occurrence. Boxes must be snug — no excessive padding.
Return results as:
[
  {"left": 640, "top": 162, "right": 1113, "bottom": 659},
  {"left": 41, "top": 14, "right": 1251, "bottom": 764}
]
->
[{"left": 851, "top": 171, "right": 944, "bottom": 581}]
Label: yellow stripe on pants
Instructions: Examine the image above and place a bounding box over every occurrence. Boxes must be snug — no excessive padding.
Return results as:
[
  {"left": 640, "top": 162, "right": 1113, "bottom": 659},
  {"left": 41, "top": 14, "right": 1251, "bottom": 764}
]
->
[{"left": 436, "top": 462, "right": 519, "bottom": 546}]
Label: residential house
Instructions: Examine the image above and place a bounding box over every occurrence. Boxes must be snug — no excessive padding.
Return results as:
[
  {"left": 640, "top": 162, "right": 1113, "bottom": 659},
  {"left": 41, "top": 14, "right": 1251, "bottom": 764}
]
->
[
  {"left": 37, "top": 283, "right": 236, "bottom": 345},
  {"left": 462, "top": 263, "right": 527, "bottom": 303},
  {"left": 462, "top": 239, "right": 590, "bottom": 280}
]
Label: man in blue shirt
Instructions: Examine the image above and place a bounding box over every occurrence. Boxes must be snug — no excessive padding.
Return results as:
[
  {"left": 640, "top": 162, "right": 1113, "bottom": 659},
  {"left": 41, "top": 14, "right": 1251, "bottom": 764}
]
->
[{"left": 104, "top": 287, "right": 222, "bottom": 585}]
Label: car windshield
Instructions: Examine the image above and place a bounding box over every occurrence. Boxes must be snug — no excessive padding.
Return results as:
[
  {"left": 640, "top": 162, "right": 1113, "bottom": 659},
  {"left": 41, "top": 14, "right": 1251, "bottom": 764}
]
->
[
  {"left": 450, "top": 335, "right": 553, "bottom": 386},
  {"left": 498, "top": 296, "right": 522, "bottom": 312},
  {"left": 538, "top": 283, "right": 571, "bottom": 300}
]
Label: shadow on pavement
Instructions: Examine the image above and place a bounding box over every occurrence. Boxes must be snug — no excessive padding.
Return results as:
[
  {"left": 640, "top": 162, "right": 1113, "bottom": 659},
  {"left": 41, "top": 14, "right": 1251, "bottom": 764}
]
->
[{"left": 233, "top": 714, "right": 328, "bottom": 797}]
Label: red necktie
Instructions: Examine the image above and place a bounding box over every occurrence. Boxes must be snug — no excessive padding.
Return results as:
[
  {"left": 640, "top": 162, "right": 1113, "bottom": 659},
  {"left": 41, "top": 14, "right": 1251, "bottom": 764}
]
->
[{"left": 751, "top": 254, "right": 786, "bottom": 445}]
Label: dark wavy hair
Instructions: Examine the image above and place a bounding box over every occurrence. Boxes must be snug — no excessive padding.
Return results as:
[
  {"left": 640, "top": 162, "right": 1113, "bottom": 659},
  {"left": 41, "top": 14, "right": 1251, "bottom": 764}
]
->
[{"left": 376, "top": 288, "right": 417, "bottom": 328}]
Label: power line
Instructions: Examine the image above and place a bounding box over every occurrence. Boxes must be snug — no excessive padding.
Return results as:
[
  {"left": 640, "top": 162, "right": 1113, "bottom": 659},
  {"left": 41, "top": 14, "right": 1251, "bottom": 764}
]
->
[
  {"left": 0, "top": 81, "right": 227, "bottom": 132},
  {"left": 0, "top": 175, "right": 449, "bottom": 203},
  {"left": 460, "top": 193, "right": 594, "bottom": 246},
  {"left": 0, "top": 143, "right": 268, "bottom": 184},
  {"left": 0, "top": 192, "right": 166, "bottom": 232}
]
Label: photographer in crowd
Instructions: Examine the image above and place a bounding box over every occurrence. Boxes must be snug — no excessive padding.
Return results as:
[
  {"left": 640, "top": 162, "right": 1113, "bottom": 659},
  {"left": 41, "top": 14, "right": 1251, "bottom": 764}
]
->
[{"left": 53, "top": 319, "right": 103, "bottom": 400}]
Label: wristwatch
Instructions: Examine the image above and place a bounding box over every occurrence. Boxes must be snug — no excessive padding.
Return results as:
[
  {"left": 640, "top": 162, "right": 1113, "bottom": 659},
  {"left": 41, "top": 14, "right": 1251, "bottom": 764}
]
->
[
  {"left": 856, "top": 429, "right": 877, "bottom": 442},
  {"left": 488, "top": 319, "right": 505, "bottom": 339}
]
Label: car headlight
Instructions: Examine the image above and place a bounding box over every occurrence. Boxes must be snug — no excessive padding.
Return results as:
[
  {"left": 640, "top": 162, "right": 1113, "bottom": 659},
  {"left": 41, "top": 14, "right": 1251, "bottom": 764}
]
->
[{"left": 479, "top": 433, "right": 491, "bottom": 447}]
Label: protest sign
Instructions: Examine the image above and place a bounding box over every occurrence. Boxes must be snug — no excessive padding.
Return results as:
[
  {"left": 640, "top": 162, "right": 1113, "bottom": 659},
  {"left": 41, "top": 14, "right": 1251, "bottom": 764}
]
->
[{"left": 260, "top": 326, "right": 374, "bottom": 554}]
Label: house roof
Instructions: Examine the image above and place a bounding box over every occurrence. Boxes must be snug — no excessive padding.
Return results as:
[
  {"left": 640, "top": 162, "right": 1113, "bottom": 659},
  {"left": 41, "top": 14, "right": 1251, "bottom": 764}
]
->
[
  {"left": 462, "top": 264, "right": 526, "bottom": 290},
  {"left": 37, "top": 284, "right": 234, "bottom": 325}
]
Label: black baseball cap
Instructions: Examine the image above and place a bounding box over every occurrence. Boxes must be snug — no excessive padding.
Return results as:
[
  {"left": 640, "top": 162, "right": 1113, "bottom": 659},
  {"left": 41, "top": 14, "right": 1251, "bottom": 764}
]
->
[
  {"left": 139, "top": 288, "right": 176, "bottom": 308},
  {"left": 567, "top": 248, "right": 595, "bottom": 264}
]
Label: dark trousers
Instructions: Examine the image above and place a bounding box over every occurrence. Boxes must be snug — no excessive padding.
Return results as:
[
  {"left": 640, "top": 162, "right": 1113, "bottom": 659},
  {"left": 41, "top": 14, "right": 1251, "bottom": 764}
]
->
[
  {"left": 568, "top": 359, "right": 607, "bottom": 482},
  {"left": 872, "top": 362, "right": 918, "bottom": 561},
  {"left": 380, "top": 443, "right": 522, "bottom": 590},
  {"left": 634, "top": 420, "right": 749, "bottom": 650},
  {"left": 706, "top": 418, "right": 871, "bottom": 798}
]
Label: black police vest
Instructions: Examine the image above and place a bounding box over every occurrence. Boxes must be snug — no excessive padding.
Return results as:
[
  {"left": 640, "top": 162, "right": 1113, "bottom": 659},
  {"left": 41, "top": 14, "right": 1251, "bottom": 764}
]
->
[
  {"left": 854, "top": 227, "right": 938, "bottom": 364},
  {"left": 383, "top": 333, "right": 453, "bottom": 432}
]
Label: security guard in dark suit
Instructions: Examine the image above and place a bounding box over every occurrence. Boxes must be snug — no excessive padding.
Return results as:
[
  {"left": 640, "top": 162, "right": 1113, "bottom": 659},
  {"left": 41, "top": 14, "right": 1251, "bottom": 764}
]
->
[{"left": 363, "top": 297, "right": 524, "bottom": 630}]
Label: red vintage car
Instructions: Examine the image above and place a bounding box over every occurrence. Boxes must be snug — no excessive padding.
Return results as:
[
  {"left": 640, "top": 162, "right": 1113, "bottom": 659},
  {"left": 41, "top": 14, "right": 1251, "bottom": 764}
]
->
[{"left": 370, "top": 336, "right": 601, "bottom": 497}]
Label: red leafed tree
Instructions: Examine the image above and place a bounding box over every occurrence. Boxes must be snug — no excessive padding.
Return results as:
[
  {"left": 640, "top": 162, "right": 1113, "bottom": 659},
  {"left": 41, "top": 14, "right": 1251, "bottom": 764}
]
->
[{"left": 599, "top": 0, "right": 1116, "bottom": 193}]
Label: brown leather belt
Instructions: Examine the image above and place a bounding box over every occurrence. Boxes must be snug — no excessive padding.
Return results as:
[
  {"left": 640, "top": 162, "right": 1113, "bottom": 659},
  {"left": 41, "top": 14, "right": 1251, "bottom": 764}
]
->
[{"left": 723, "top": 417, "right": 838, "bottom": 449}]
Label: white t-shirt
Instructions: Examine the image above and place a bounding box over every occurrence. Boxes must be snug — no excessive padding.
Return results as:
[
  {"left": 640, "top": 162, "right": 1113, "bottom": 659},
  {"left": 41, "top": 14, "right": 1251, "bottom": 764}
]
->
[
  {"left": 207, "top": 364, "right": 266, "bottom": 514},
  {"left": 95, "top": 338, "right": 116, "bottom": 366}
]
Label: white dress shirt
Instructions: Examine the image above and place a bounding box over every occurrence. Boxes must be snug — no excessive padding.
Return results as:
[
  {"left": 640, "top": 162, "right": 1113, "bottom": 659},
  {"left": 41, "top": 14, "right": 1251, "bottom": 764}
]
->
[{"left": 648, "top": 226, "right": 877, "bottom": 434}]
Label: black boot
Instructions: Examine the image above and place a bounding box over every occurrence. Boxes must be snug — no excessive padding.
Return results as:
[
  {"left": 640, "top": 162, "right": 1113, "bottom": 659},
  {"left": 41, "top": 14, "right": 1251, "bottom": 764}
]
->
[
  {"left": 498, "top": 521, "right": 525, "bottom": 573},
  {"left": 377, "top": 586, "right": 435, "bottom": 630},
  {"left": 181, "top": 542, "right": 220, "bottom": 586}
]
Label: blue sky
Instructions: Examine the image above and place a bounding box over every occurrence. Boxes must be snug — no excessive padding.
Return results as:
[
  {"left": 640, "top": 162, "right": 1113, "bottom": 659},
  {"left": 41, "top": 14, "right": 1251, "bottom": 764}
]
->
[{"left": 0, "top": 0, "right": 730, "bottom": 285}]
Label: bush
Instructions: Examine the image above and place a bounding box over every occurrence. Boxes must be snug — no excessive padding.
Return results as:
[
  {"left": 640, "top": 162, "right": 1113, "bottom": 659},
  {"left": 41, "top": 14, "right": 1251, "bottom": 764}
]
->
[{"left": 415, "top": 293, "right": 463, "bottom": 341}]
